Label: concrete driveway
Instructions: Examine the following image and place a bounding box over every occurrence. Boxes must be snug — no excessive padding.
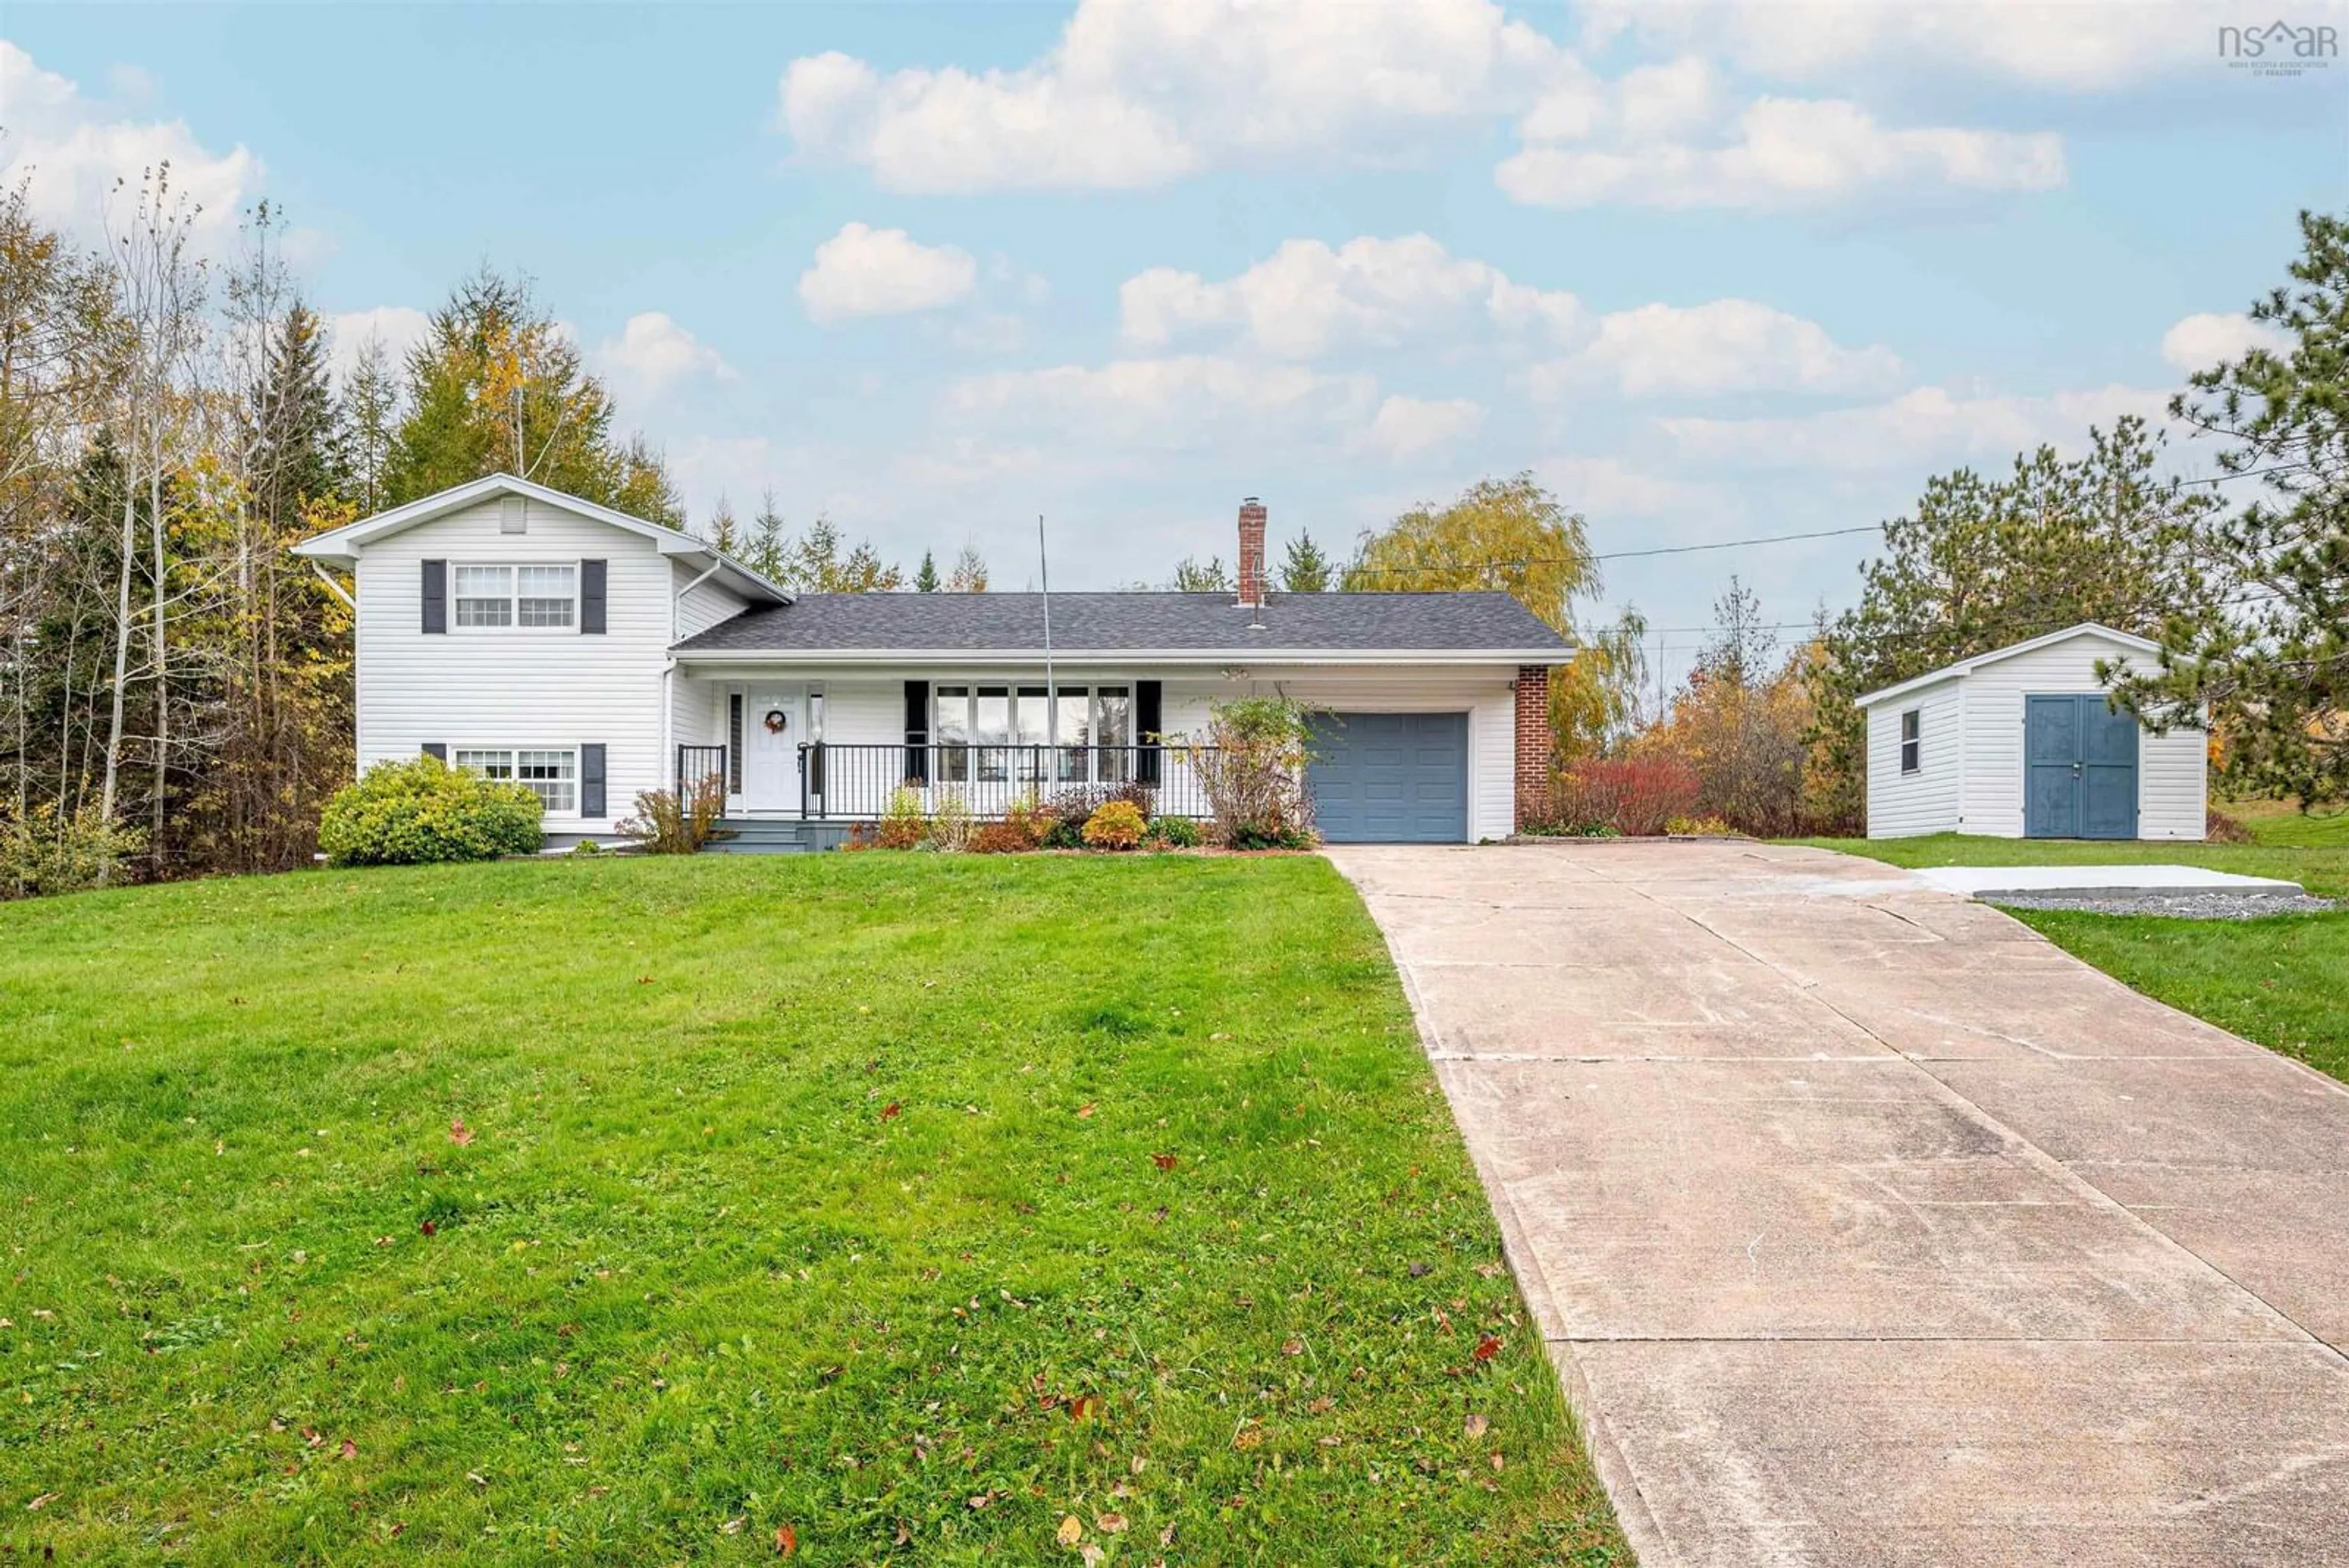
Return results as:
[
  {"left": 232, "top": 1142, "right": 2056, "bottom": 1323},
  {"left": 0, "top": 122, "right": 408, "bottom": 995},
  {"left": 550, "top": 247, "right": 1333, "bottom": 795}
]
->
[{"left": 1328, "top": 841, "right": 2349, "bottom": 1568}]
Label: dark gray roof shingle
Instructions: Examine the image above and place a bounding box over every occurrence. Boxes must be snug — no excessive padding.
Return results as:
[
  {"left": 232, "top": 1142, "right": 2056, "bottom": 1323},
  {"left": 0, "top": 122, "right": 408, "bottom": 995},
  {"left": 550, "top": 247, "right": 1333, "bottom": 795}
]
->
[{"left": 670, "top": 591, "right": 1571, "bottom": 655}]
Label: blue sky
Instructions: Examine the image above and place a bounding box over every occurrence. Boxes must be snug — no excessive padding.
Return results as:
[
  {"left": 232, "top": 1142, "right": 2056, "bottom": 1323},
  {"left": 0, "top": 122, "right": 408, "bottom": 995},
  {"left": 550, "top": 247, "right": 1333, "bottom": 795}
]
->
[{"left": 5, "top": 2, "right": 2344, "bottom": 671}]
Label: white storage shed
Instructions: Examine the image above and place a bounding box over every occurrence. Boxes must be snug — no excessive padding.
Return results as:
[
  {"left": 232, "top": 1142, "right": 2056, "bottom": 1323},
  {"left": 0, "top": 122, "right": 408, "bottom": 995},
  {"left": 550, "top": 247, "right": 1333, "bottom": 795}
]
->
[{"left": 1855, "top": 623, "right": 2206, "bottom": 841}]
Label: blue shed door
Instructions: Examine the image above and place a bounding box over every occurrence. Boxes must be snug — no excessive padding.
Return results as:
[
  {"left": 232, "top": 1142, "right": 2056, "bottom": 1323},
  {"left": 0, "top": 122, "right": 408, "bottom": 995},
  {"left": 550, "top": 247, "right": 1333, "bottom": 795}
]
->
[
  {"left": 2024, "top": 694, "right": 2139, "bottom": 839},
  {"left": 1306, "top": 712, "right": 1469, "bottom": 843}
]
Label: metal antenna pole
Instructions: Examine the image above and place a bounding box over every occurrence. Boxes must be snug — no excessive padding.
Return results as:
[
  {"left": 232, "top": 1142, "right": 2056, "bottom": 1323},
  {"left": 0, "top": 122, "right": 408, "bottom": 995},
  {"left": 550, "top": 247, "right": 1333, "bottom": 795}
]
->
[{"left": 1038, "top": 513, "right": 1055, "bottom": 757}]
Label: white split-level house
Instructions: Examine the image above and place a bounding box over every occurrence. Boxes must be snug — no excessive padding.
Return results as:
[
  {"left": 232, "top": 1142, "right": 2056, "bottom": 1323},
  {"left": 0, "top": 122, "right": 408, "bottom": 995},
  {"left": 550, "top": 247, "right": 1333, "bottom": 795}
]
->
[
  {"left": 292, "top": 475, "right": 1572, "bottom": 849},
  {"left": 1856, "top": 622, "right": 2207, "bottom": 841}
]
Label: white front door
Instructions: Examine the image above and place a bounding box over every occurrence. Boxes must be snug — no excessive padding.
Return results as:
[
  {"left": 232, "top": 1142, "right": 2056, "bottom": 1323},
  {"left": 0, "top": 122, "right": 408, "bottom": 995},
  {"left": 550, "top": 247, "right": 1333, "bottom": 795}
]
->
[{"left": 743, "top": 685, "right": 804, "bottom": 812}]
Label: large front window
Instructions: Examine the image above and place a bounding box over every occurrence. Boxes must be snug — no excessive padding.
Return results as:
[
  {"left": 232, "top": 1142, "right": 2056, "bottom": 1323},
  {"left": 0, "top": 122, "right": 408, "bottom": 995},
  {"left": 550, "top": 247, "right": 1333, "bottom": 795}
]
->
[
  {"left": 453, "top": 747, "right": 577, "bottom": 813},
  {"left": 453, "top": 563, "right": 577, "bottom": 630},
  {"left": 932, "top": 684, "right": 1136, "bottom": 788}
]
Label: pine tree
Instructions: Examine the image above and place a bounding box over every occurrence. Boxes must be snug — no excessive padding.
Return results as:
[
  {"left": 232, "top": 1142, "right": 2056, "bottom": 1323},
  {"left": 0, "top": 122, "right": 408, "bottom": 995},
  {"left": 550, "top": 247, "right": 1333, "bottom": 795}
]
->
[
  {"left": 1279, "top": 530, "right": 1333, "bottom": 592},
  {"left": 340, "top": 333, "right": 400, "bottom": 516},
  {"left": 384, "top": 266, "right": 680, "bottom": 525},
  {"left": 2113, "top": 212, "right": 2349, "bottom": 808},
  {"left": 251, "top": 302, "right": 344, "bottom": 526},
  {"left": 916, "top": 550, "right": 940, "bottom": 593}
]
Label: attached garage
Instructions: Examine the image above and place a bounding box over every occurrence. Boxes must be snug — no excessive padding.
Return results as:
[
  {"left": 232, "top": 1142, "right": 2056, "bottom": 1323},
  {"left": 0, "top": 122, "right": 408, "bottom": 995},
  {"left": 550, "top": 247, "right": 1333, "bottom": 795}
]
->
[
  {"left": 1306, "top": 711, "right": 1469, "bottom": 843},
  {"left": 1855, "top": 622, "right": 2206, "bottom": 841}
]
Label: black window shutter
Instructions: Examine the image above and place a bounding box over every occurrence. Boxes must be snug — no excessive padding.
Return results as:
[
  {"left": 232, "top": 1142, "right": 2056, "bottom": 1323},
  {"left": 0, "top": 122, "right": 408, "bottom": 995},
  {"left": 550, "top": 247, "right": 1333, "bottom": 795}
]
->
[
  {"left": 581, "top": 560, "right": 607, "bottom": 634},
  {"left": 422, "top": 743, "right": 447, "bottom": 761},
  {"left": 421, "top": 560, "right": 447, "bottom": 633},
  {"left": 581, "top": 744, "right": 606, "bottom": 817},
  {"left": 903, "top": 680, "right": 930, "bottom": 784},
  {"left": 1136, "top": 680, "right": 1163, "bottom": 787}
]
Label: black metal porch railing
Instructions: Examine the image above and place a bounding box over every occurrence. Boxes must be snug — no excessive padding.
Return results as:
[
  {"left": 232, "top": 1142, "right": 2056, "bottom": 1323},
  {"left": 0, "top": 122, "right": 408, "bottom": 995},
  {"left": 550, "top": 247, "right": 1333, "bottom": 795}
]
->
[
  {"left": 677, "top": 744, "right": 728, "bottom": 797},
  {"left": 797, "top": 743, "right": 1213, "bottom": 822}
]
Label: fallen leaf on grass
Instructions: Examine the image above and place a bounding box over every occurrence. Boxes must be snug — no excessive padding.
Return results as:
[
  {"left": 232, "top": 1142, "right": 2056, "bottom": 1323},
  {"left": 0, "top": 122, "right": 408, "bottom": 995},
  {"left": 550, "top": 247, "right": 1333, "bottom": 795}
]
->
[
  {"left": 1408, "top": 1262, "right": 1431, "bottom": 1277},
  {"left": 466, "top": 1471, "right": 488, "bottom": 1487},
  {"left": 1076, "top": 1103, "right": 1097, "bottom": 1120},
  {"left": 1056, "top": 1514, "right": 1085, "bottom": 1546},
  {"left": 1463, "top": 1413, "right": 1489, "bottom": 1440},
  {"left": 1096, "top": 1512, "right": 1129, "bottom": 1534},
  {"left": 1475, "top": 1261, "right": 1505, "bottom": 1278},
  {"left": 1281, "top": 1338, "right": 1304, "bottom": 1356},
  {"left": 339, "top": 1439, "right": 358, "bottom": 1460},
  {"left": 1473, "top": 1334, "right": 1503, "bottom": 1364},
  {"left": 1307, "top": 1395, "right": 1335, "bottom": 1415},
  {"left": 774, "top": 1522, "right": 797, "bottom": 1555},
  {"left": 27, "top": 1493, "right": 58, "bottom": 1512},
  {"left": 720, "top": 1518, "right": 744, "bottom": 1536},
  {"left": 449, "top": 1119, "right": 475, "bottom": 1147},
  {"left": 420, "top": 1220, "right": 436, "bottom": 1236},
  {"left": 1232, "top": 1425, "right": 1263, "bottom": 1451},
  {"left": 881, "top": 1102, "right": 901, "bottom": 1121},
  {"left": 1151, "top": 1152, "right": 1178, "bottom": 1172}
]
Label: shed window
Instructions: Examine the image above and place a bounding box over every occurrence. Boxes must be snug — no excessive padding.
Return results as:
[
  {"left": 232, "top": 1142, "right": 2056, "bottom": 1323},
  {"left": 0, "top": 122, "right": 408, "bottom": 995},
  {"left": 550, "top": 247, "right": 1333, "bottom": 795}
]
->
[{"left": 1899, "top": 709, "right": 1921, "bottom": 775}]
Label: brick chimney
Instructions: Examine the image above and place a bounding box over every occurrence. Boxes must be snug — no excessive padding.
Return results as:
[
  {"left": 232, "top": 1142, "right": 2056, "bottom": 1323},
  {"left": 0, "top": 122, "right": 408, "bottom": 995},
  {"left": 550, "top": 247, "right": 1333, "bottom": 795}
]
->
[{"left": 1236, "top": 496, "right": 1267, "bottom": 608}]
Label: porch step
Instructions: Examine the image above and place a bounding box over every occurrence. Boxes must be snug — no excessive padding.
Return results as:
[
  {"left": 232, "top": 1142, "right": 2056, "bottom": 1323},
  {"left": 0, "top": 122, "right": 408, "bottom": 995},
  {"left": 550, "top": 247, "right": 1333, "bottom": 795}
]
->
[{"left": 707, "top": 819, "right": 858, "bottom": 855}]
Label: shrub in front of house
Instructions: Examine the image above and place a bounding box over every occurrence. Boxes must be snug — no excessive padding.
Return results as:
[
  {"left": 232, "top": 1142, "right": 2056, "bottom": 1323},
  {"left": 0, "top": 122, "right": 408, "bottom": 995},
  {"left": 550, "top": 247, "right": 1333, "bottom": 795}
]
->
[
  {"left": 1081, "top": 799, "right": 1148, "bottom": 850},
  {"left": 318, "top": 754, "right": 543, "bottom": 867},
  {"left": 1185, "top": 696, "right": 1318, "bottom": 849},
  {"left": 1145, "top": 816, "right": 1203, "bottom": 850},
  {"left": 1044, "top": 781, "right": 1154, "bottom": 847},
  {"left": 618, "top": 775, "right": 731, "bottom": 854},
  {"left": 876, "top": 786, "right": 928, "bottom": 849}
]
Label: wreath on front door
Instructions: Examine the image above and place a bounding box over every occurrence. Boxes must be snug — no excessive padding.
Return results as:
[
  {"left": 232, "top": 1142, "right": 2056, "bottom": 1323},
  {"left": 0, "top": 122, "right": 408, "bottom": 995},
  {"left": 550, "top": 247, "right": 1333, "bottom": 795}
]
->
[{"left": 762, "top": 708, "right": 789, "bottom": 734}]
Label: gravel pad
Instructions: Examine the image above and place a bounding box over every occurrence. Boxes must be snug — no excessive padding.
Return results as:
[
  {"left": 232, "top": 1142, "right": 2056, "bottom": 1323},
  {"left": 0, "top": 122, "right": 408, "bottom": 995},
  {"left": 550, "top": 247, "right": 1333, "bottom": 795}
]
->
[{"left": 1989, "top": 891, "right": 2339, "bottom": 920}]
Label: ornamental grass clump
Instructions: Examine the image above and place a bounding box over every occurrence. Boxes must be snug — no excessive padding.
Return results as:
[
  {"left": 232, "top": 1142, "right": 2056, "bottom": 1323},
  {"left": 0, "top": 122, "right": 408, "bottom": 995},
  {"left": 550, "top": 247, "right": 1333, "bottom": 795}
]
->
[{"left": 317, "top": 754, "right": 543, "bottom": 866}]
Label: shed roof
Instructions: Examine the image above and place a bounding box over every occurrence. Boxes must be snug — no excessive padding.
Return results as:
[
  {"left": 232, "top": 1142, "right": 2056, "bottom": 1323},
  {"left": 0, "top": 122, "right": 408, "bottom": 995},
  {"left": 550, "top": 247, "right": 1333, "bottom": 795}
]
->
[{"left": 1855, "top": 622, "right": 2161, "bottom": 708}]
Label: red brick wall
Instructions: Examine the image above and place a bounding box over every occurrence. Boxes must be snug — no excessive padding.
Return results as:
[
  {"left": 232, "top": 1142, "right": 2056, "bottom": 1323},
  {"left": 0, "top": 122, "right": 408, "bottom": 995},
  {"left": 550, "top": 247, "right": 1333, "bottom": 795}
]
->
[{"left": 1514, "top": 665, "right": 1552, "bottom": 830}]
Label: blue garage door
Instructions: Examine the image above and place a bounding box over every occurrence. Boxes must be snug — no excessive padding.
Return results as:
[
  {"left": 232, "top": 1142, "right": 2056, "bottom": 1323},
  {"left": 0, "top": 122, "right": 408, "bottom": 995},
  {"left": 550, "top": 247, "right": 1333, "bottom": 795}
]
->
[{"left": 1307, "top": 712, "right": 1469, "bottom": 843}]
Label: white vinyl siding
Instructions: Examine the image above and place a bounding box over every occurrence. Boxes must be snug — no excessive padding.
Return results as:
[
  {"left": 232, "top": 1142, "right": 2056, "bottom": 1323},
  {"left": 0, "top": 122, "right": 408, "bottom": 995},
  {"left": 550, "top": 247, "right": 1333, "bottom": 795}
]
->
[
  {"left": 1865, "top": 678, "right": 1962, "bottom": 838},
  {"left": 1860, "top": 628, "right": 2205, "bottom": 841},
  {"left": 674, "top": 663, "right": 1521, "bottom": 841},
  {"left": 675, "top": 569, "right": 749, "bottom": 640},
  {"left": 353, "top": 496, "right": 661, "bottom": 829}
]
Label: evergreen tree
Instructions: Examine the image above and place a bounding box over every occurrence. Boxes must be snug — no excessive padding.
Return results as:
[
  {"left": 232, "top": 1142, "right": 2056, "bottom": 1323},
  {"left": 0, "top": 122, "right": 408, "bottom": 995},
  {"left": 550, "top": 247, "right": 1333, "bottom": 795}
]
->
[
  {"left": 384, "top": 266, "right": 680, "bottom": 526},
  {"left": 1279, "top": 530, "right": 1333, "bottom": 592},
  {"left": 2112, "top": 210, "right": 2349, "bottom": 807},
  {"left": 703, "top": 496, "right": 741, "bottom": 556},
  {"left": 250, "top": 302, "right": 344, "bottom": 526},
  {"left": 916, "top": 550, "right": 940, "bottom": 593},
  {"left": 340, "top": 332, "right": 400, "bottom": 516},
  {"left": 746, "top": 491, "right": 790, "bottom": 581}
]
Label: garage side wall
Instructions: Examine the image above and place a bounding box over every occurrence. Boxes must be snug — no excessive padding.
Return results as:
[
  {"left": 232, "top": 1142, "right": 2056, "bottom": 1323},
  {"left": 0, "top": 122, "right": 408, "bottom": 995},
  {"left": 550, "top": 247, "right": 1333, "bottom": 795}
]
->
[
  {"left": 1864, "top": 678, "right": 1962, "bottom": 838},
  {"left": 1956, "top": 632, "right": 2205, "bottom": 839}
]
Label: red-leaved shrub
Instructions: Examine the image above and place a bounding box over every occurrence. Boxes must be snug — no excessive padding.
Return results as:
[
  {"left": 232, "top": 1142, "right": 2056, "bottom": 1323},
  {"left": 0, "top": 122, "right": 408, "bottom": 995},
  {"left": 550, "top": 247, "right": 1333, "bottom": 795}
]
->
[{"left": 1547, "top": 757, "right": 1701, "bottom": 837}]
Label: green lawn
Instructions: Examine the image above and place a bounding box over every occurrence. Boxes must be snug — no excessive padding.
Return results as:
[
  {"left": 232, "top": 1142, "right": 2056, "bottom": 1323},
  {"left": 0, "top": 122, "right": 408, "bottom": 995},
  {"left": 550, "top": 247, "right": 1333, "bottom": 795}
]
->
[
  {"left": 1794, "top": 828, "right": 2349, "bottom": 1084},
  {"left": 0, "top": 855, "right": 1625, "bottom": 1566}
]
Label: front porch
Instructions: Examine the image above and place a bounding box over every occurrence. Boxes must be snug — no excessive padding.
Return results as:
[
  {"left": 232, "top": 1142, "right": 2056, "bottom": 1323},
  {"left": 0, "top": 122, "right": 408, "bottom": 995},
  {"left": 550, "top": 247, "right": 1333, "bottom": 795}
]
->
[{"left": 676, "top": 740, "right": 1216, "bottom": 826}]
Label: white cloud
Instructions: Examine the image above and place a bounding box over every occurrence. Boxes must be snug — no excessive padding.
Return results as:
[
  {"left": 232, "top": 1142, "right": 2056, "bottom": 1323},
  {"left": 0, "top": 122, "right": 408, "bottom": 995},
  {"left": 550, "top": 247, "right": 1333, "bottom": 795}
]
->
[
  {"left": 0, "top": 42, "right": 262, "bottom": 243},
  {"left": 1499, "top": 92, "right": 2065, "bottom": 210},
  {"left": 2160, "top": 311, "right": 2293, "bottom": 373},
  {"left": 945, "top": 354, "right": 1378, "bottom": 453},
  {"left": 1120, "top": 234, "right": 1582, "bottom": 358},
  {"left": 778, "top": 0, "right": 1565, "bottom": 193},
  {"left": 1362, "top": 395, "right": 1485, "bottom": 463},
  {"left": 595, "top": 311, "right": 736, "bottom": 395},
  {"left": 1659, "top": 383, "right": 2171, "bottom": 473},
  {"left": 1584, "top": 0, "right": 2217, "bottom": 92},
  {"left": 1537, "top": 455, "right": 1727, "bottom": 519},
  {"left": 1529, "top": 299, "right": 1904, "bottom": 399},
  {"left": 798, "top": 222, "right": 978, "bottom": 323},
  {"left": 324, "top": 306, "right": 432, "bottom": 384}
]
